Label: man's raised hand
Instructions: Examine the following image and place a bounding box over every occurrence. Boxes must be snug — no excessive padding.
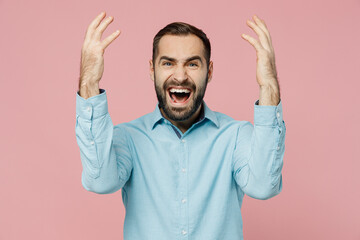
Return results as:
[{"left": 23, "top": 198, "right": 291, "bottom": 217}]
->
[
  {"left": 241, "top": 15, "right": 280, "bottom": 105},
  {"left": 79, "top": 12, "right": 121, "bottom": 99}
]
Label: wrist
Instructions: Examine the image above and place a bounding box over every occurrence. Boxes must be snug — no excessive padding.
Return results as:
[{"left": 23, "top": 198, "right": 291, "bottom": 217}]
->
[
  {"left": 259, "top": 81, "right": 278, "bottom": 91},
  {"left": 259, "top": 84, "right": 280, "bottom": 106},
  {"left": 78, "top": 80, "right": 100, "bottom": 99}
]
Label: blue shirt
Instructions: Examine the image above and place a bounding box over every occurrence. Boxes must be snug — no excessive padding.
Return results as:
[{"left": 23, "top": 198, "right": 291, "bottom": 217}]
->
[{"left": 75, "top": 88, "right": 286, "bottom": 240}]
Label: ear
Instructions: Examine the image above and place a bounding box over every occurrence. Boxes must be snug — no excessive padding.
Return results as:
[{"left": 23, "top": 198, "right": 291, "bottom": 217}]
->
[
  {"left": 207, "top": 61, "right": 213, "bottom": 83},
  {"left": 149, "top": 59, "right": 154, "bottom": 82}
]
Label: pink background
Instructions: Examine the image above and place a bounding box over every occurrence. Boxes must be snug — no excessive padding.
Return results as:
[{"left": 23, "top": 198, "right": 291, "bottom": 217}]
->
[{"left": 1, "top": 0, "right": 359, "bottom": 239}]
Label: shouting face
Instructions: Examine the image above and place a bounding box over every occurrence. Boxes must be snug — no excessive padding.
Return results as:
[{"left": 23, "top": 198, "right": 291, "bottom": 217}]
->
[{"left": 150, "top": 34, "right": 213, "bottom": 122}]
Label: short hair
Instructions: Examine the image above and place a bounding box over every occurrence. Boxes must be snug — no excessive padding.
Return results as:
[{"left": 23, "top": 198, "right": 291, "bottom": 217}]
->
[{"left": 152, "top": 22, "right": 211, "bottom": 69}]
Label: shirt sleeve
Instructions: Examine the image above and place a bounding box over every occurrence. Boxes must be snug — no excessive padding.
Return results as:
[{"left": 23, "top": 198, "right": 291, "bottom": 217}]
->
[
  {"left": 75, "top": 89, "right": 133, "bottom": 194},
  {"left": 232, "top": 99, "right": 286, "bottom": 200}
]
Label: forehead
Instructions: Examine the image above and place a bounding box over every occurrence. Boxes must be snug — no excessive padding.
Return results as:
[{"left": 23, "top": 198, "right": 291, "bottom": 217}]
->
[{"left": 157, "top": 34, "right": 205, "bottom": 62}]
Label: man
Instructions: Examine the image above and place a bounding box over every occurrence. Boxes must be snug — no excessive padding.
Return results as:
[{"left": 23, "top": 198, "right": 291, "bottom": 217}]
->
[{"left": 75, "top": 11, "right": 286, "bottom": 240}]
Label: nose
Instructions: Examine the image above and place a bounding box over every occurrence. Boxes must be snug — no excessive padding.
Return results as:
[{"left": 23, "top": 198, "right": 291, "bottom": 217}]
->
[{"left": 173, "top": 65, "right": 188, "bottom": 83}]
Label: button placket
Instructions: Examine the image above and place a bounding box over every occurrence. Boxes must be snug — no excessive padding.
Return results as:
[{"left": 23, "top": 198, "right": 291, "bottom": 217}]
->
[{"left": 179, "top": 137, "right": 188, "bottom": 238}]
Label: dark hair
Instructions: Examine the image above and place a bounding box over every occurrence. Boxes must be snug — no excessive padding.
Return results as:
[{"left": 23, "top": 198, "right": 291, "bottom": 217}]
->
[{"left": 152, "top": 22, "right": 211, "bottom": 69}]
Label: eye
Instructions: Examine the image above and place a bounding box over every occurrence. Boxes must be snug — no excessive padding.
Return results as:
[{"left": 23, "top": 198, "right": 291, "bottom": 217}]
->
[
  {"left": 163, "top": 62, "right": 172, "bottom": 66},
  {"left": 189, "top": 62, "right": 198, "bottom": 67}
]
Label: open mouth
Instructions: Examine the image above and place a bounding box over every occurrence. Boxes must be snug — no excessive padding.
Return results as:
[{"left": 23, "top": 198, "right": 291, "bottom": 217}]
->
[{"left": 167, "top": 87, "right": 192, "bottom": 104}]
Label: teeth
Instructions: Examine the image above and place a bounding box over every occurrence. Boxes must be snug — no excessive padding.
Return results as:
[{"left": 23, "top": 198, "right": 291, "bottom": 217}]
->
[{"left": 169, "top": 88, "right": 190, "bottom": 93}]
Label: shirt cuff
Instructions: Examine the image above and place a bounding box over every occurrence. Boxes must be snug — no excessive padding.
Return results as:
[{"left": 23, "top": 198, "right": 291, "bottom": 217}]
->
[
  {"left": 76, "top": 89, "right": 108, "bottom": 120},
  {"left": 254, "top": 99, "right": 283, "bottom": 126}
]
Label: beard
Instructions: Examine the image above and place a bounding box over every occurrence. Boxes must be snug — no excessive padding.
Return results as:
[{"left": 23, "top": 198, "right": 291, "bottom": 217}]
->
[{"left": 154, "top": 70, "right": 208, "bottom": 122}]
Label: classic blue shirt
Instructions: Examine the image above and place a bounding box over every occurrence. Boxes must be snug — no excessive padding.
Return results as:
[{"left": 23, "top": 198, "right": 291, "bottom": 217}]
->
[{"left": 75, "top": 88, "right": 286, "bottom": 240}]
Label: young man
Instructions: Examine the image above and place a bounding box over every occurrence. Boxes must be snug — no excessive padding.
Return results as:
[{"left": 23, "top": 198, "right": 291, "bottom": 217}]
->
[{"left": 76, "top": 11, "right": 286, "bottom": 240}]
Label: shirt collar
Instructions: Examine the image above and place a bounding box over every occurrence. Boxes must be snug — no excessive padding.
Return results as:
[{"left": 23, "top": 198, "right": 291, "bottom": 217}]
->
[{"left": 151, "top": 100, "right": 219, "bottom": 130}]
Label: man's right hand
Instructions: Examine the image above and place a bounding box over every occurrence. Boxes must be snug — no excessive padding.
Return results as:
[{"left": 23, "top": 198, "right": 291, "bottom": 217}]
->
[{"left": 78, "top": 11, "right": 121, "bottom": 99}]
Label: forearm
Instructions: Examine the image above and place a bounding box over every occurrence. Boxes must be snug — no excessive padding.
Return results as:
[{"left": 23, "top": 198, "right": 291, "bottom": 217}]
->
[
  {"left": 233, "top": 99, "right": 286, "bottom": 200},
  {"left": 77, "top": 114, "right": 123, "bottom": 194},
  {"left": 75, "top": 89, "right": 132, "bottom": 194},
  {"left": 259, "top": 83, "right": 280, "bottom": 106},
  {"left": 243, "top": 121, "right": 285, "bottom": 199},
  {"left": 78, "top": 78, "right": 100, "bottom": 99}
]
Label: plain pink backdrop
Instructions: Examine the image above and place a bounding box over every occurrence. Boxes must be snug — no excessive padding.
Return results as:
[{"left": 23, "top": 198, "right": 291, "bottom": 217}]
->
[{"left": 1, "top": 0, "right": 359, "bottom": 239}]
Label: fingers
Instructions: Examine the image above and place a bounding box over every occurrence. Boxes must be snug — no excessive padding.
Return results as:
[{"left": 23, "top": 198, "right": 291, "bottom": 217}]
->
[
  {"left": 252, "top": 15, "right": 272, "bottom": 42},
  {"left": 102, "top": 30, "right": 121, "bottom": 49},
  {"left": 83, "top": 11, "right": 121, "bottom": 50},
  {"left": 242, "top": 15, "right": 273, "bottom": 52},
  {"left": 85, "top": 12, "right": 106, "bottom": 40},
  {"left": 94, "top": 16, "right": 115, "bottom": 40},
  {"left": 241, "top": 33, "right": 263, "bottom": 52}
]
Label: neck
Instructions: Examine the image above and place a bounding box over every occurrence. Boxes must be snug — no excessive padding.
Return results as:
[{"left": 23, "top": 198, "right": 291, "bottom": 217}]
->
[{"left": 160, "top": 103, "right": 203, "bottom": 134}]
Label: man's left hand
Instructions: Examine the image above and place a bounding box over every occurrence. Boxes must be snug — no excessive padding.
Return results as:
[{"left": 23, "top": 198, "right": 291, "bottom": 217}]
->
[{"left": 242, "top": 15, "right": 280, "bottom": 105}]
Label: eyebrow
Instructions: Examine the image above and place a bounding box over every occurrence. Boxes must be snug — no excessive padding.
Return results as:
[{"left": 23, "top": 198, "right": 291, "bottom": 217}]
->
[{"left": 159, "top": 55, "right": 203, "bottom": 64}]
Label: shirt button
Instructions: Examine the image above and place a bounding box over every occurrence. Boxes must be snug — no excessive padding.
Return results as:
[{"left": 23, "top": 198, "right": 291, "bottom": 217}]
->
[
  {"left": 181, "top": 198, "right": 187, "bottom": 203},
  {"left": 87, "top": 106, "right": 91, "bottom": 112},
  {"left": 181, "top": 168, "right": 187, "bottom": 173},
  {"left": 181, "top": 139, "right": 186, "bottom": 143},
  {"left": 181, "top": 230, "right": 187, "bottom": 235},
  {"left": 276, "top": 112, "right": 280, "bottom": 118},
  {"left": 277, "top": 146, "right": 280, "bottom": 150},
  {"left": 90, "top": 141, "right": 95, "bottom": 145}
]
